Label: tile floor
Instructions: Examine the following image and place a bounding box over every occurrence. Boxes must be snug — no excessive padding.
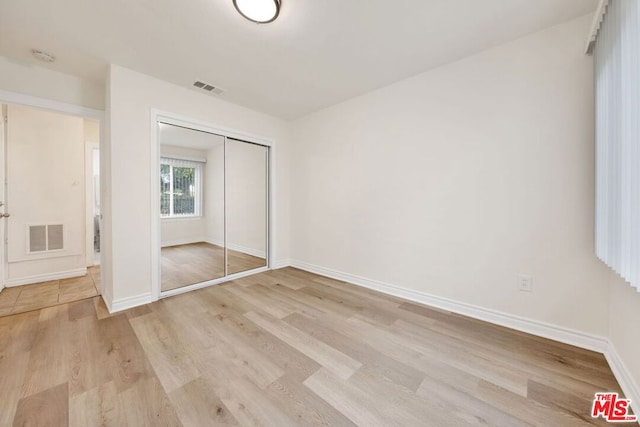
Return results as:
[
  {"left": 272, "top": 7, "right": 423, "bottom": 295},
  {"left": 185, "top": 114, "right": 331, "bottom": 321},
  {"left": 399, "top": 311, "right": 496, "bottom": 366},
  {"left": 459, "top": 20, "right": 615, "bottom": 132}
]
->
[{"left": 0, "top": 266, "right": 100, "bottom": 317}]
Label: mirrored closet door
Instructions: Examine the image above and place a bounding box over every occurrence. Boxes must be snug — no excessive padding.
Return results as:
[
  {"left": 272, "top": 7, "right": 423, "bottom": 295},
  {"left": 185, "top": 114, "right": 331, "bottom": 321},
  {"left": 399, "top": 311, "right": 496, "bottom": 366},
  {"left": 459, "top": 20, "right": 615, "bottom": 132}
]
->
[
  {"left": 158, "top": 121, "right": 269, "bottom": 294},
  {"left": 226, "top": 139, "right": 268, "bottom": 275}
]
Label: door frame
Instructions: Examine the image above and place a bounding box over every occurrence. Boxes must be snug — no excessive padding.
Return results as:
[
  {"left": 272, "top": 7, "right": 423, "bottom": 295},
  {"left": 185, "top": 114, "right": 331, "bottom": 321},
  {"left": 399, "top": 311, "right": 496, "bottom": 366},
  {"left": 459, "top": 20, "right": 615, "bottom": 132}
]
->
[
  {"left": 150, "top": 109, "right": 276, "bottom": 300},
  {"left": 0, "top": 105, "right": 6, "bottom": 291},
  {"left": 85, "top": 142, "right": 100, "bottom": 267},
  {"left": 0, "top": 89, "right": 105, "bottom": 295}
]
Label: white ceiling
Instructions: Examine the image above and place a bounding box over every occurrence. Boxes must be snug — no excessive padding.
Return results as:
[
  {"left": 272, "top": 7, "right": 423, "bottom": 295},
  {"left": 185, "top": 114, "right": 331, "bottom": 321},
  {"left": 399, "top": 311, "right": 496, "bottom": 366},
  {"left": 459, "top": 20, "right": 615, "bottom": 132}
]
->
[
  {"left": 0, "top": 0, "right": 597, "bottom": 119},
  {"left": 159, "top": 123, "right": 225, "bottom": 150}
]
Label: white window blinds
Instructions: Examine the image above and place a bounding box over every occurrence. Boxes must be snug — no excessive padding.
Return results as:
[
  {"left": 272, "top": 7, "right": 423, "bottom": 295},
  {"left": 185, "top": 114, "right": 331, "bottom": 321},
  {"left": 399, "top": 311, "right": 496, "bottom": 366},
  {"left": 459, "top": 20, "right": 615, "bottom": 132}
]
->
[
  {"left": 160, "top": 157, "right": 204, "bottom": 217},
  {"left": 593, "top": 0, "right": 640, "bottom": 291}
]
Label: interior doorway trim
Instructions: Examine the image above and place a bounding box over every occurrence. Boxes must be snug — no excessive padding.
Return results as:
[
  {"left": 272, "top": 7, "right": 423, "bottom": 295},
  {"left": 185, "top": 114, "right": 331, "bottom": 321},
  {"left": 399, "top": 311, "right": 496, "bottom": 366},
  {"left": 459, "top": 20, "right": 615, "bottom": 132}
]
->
[
  {"left": 150, "top": 109, "right": 276, "bottom": 300},
  {"left": 0, "top": 89, "right": 105, "bottom": 297},
  {"left": 0, "top": 90, "right": 103, "bottom": 120}
]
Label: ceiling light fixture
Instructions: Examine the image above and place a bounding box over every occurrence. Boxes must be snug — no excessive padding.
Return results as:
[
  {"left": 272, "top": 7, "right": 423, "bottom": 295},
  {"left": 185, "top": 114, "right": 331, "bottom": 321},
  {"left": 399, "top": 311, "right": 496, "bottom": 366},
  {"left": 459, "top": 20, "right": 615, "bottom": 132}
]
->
[
  {"left": 31, "top": 49, "right": 56, "bottom": 63},
  {"left": 233, "top": 0, "right": 280, "bottom": 24}
]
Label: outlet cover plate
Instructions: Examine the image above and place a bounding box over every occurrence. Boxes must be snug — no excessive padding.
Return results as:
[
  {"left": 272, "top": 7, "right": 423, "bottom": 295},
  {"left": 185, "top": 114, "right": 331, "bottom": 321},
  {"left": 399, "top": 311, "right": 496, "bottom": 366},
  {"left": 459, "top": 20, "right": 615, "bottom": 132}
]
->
[{"left": 518, "top": 274, "right": 533, "bottom": 292}]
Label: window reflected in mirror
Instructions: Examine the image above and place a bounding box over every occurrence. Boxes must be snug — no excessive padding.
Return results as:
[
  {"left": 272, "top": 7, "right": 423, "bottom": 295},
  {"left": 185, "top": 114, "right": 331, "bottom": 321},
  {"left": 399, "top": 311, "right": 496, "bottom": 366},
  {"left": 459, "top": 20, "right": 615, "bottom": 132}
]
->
[{"left": 159, "top": 123, "right": 225, "bottom": 291}]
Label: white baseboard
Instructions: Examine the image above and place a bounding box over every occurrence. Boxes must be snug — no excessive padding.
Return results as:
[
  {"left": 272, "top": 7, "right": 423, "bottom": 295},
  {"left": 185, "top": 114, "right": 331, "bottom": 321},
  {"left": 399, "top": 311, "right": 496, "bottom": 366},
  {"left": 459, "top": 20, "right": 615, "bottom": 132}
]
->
[
  {"left": 289, "top": 260, "right": 609, "bottom": 353},
  {"left": 101, "top": 287, "right": 113, "bottom": 313},
  {"left": 605, "top": 343, "right": 640, "bottom": 417},
  {"left": 205, "top": 238, "right": 266, "bottom": 259},
  {"left": 5, "top": 268, "right": 87, "bottom": 287},
  {"left": 109, "top": 292, "right": 156, "bottom": 314},
  {"left": 271, "top": 259, "right": 292, "bottom": 269}
]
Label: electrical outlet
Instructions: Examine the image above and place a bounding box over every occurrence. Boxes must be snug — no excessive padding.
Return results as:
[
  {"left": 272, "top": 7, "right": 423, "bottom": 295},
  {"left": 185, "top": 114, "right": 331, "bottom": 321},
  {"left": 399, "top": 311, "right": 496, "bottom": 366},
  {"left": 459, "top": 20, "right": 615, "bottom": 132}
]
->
[{"left": 518, "top": 274, "right": 533, "bottom": 292}]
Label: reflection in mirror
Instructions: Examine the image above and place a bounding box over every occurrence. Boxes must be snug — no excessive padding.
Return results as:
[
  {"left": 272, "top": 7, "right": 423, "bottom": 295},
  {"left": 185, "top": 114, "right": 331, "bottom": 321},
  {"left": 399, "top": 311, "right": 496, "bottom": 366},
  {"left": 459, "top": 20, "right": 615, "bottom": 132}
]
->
[
  {"left": 226, "top": 138, "right": 268, "bottom": 275},
  {"left": 159, "top": 123, "right": 225, "bottom": 291}
]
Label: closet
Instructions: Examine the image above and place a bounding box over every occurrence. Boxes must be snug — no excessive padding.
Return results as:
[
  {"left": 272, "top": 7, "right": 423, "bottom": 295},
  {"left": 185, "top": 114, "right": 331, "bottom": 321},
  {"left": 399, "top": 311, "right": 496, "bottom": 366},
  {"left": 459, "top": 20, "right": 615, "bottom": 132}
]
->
[{"left": 156, "top": 119, "right": 269, "bottom": 295}]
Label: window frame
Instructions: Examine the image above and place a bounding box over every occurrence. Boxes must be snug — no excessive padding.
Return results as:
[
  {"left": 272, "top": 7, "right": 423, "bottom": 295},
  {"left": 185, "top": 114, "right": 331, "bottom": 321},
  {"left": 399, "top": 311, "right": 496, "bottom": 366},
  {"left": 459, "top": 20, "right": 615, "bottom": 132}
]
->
[{"left": 160, "top": 157, "right": 204, "bottom": 219}]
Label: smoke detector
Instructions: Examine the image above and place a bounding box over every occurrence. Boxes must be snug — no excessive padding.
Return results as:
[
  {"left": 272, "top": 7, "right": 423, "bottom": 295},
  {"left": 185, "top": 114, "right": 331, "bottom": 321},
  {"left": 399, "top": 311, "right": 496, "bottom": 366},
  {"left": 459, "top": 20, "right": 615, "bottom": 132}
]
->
[
  {"left": 31, "top": 49, "right": 56, "bottom": 63},
  {"left": 193, "top": 80, "right": 224, "bottom": 95}
]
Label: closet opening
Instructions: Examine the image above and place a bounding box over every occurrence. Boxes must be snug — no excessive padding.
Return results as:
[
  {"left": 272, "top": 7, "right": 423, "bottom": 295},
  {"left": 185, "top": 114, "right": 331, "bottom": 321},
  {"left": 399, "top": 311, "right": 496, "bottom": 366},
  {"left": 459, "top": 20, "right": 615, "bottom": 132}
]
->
[{"left": 151, "top": 113, "right": 272, "bottom": 298}]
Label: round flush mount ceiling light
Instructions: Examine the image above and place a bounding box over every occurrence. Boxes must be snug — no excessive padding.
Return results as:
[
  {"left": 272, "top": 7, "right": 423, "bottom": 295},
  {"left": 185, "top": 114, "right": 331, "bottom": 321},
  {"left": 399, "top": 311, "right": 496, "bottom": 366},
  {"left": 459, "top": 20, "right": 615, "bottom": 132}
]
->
[
  {"left": 233, "top": 0, "right": 280, "bottom": 23},
  {"left": 31, "top": 49, "right": 56, "bottom": 63}
]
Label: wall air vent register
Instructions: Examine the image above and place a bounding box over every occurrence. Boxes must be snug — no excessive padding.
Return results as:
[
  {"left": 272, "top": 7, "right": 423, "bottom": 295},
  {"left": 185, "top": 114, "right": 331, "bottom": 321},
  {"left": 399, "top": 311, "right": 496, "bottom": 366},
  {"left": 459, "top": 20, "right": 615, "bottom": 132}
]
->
[{"left": 28, "top": 224, "right": 64, "bottom": 253}]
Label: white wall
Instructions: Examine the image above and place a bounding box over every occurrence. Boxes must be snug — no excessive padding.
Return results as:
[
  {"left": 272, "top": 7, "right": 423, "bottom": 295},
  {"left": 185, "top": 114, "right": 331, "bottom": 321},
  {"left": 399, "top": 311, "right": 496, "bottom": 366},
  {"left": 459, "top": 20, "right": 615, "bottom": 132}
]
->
[
  {"left": 107, "top": 65, "right": 290, "bottom": 303},
  {"left": 609, "top": 275, "right": 640, "bottom": 402},
  {"left": 6, "top": 104, "right": 86, "bottom": 282},
  {"left": 0, "top": 56, "right": 104, "bottom": 110},
  {"left": 226, "top": 140, "right": 267, "bottom": 257},
  {"left": 101, "top": 73, "right": 113, "bottom": 301},
  {"left": 84, "top": 119, "right": 100, "bottom": 266},
  {"left": 160, "top": 145, "right": 208, "bottom": 247},
  {"left": 290, "top": 15, "right": 612, "bottom": 337},
  {"left": 204, "top": 143, "right": 225, "bottom": 245}
]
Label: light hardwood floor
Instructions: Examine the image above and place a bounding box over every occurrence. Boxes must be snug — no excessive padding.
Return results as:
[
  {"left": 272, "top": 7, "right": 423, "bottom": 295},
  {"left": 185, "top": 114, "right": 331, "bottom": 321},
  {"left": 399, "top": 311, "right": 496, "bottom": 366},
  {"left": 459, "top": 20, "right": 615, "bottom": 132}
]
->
[
  {"left": 0, "top": 266, "right": 101, "bottom": 318},
  {"left": 161, "top": 242, "right": 266, "bottom": 291},
  {"left": 0, "top": 267, "right": 626, "bottom": 426}
]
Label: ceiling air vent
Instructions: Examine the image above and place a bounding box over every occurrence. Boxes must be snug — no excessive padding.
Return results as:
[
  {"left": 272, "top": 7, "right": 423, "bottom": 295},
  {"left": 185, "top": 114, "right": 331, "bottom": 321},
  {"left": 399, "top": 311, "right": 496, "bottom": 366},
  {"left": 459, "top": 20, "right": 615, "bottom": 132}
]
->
[{"left": 193, "top": 81, "right": 224, "bottom": 95}]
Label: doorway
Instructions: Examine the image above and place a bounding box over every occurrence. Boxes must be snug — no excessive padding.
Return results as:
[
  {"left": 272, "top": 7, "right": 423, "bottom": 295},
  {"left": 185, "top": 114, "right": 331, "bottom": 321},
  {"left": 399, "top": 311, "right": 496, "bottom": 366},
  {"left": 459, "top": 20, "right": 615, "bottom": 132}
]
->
[
  {"left": 0, "top": 102, "right": 102, "bottom": 316},
  {"left": 152, "top": 113, "right": 272, "bottom": 298}
]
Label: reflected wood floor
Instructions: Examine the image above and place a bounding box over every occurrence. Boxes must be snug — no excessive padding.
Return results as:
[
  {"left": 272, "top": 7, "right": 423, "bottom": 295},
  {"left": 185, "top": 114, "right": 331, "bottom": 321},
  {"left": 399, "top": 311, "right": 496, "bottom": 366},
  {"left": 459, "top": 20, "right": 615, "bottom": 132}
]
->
[
  {"left": 0, "top": 267, "right": 625, "bottom": 426},
  {"left": 161, "top": 242, "right": 266, "bottom": 291},
  {"left": 0, "top": 266, "right": 101, "bottom": 318}
]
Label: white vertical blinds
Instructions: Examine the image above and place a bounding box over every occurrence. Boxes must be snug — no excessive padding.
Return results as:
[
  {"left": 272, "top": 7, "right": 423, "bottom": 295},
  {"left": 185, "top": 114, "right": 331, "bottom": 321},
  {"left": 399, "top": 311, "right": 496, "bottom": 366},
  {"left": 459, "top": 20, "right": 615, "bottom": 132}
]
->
[
  {"left": 594, "top": 0, "right": 640, "bottom": 291},
  {"left": 160, "top": 157, "right": 204, "bottom": 217}
]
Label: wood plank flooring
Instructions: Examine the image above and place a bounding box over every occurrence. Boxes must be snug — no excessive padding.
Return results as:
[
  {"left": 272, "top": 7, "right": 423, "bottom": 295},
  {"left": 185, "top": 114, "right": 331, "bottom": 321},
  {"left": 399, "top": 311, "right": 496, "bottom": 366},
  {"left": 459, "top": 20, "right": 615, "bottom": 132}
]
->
[
  {"left": 0, "top": 267, "right": 627, "bottom": 426},
  {"left": 0, "top": 267, "right": 101, "bottom": 318},
  {"left": 161, "top": 242, "right": 266, "bottom": 291}
]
